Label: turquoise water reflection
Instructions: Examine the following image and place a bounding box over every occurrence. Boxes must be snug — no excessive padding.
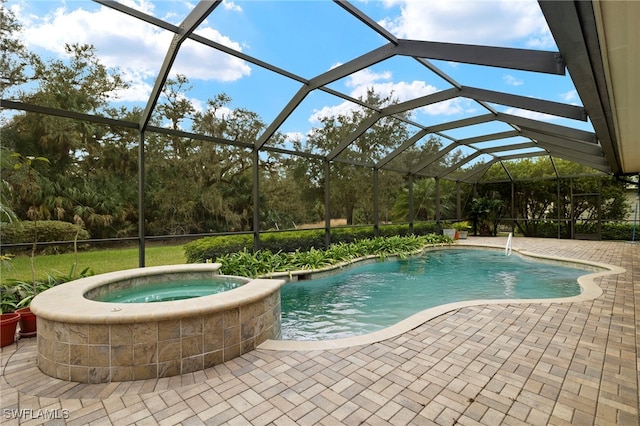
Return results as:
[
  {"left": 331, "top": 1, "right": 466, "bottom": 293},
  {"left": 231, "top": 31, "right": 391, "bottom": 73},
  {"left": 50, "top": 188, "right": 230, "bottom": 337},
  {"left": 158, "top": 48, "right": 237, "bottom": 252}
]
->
[{"left": 281, "top": 249, "right": 584, "bottom": 341}]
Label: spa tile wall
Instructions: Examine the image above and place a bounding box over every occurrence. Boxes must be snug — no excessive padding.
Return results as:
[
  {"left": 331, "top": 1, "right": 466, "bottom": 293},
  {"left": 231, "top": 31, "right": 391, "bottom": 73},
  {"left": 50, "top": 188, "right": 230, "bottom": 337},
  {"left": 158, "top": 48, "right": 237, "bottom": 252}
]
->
[{"left": 36, "top": 290, "right": 281, "bottom": 383}]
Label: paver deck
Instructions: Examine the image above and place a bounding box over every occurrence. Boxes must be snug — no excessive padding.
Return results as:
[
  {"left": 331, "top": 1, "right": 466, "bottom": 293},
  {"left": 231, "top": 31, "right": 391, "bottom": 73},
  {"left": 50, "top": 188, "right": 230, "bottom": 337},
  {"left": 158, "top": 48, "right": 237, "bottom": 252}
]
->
[{"left": 1, "top": 237, "right": 638, "bottom": 425}]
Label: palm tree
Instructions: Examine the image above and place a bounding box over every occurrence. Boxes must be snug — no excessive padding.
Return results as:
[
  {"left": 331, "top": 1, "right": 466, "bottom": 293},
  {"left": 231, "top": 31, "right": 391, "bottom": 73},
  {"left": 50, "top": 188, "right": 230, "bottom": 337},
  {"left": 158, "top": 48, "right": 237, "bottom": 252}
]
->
[{"left": 391, "top": 178, "right": 455, "bottom": 222}]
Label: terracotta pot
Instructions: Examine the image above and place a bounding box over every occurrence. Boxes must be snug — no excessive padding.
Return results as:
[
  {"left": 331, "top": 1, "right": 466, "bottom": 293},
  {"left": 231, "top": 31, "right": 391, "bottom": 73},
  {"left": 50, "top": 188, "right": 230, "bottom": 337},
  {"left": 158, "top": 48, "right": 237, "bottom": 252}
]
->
[
  {"left": 16, "top": 306, "right": 37, "bottom": 337},
  {"left": 1, "top": 312, "right": 21, "bottom": 347}
]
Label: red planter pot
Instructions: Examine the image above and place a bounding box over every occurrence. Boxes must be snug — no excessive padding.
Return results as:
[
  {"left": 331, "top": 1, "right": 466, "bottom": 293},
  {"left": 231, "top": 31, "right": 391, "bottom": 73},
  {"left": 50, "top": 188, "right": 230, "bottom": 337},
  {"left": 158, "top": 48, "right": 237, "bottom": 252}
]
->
[
  {"left": 16, "top": 307, "right": 37, "bottom": 338},
  {"left": 1, "top": 312, "right": 21, "bottom": 347}
]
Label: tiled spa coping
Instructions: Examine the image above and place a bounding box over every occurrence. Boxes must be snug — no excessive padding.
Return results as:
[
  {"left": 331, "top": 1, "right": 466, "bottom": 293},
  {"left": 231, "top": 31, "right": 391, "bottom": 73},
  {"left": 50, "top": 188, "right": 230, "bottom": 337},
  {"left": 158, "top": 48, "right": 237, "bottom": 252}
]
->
[{"left": 30, "top": 263, "right": 284, "bottom": 324}]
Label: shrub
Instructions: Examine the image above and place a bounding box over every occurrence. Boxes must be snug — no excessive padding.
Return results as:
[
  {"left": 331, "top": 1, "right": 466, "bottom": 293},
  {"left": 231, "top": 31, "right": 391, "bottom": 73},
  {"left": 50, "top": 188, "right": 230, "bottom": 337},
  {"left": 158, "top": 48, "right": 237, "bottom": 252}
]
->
[
  {"left": 215, "top": 234, "right": 452, "bottom": 277},
  {"left": 261, "top": 230, "right": 326, "bottom": 253},
  {"left": 183, "top": 223, "right": 442, "bottom": 263},
  {"left": 183, "top": 234, "right": 253, "bottom": 263},
  {"left": 0, "top": 220, "right": 91, "bottom": 254},
  {"left": 602, "top": 222, "right": 637, "bottom": 241},
  {"left": 0, "top": 266, "right": 93, "bottom": 313}
]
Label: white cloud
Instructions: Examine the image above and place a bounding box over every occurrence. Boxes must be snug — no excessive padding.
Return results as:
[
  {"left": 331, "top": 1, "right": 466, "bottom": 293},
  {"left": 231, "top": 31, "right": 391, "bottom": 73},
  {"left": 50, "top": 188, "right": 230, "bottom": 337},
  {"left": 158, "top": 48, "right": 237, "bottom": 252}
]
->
[
  {"left": 15, "top": 3, "right": 251, "bottom": 103},
  {"left": 503, "top": 74, "right": 524, "bottom": 86},
  {"left": 119, "top": 0, "right": 155, "bottom": 15},
  {"left": 309, "top": 103, "right": 365, "bottom": 124},
  {"left": 378, "top": 0, "right": 554, "bottom": 49},
  {"left": 223, "top": 1, "right": 243, "bottom": 13},
  {"left": 345, "top": 68, "right": 393, "bottom": 89},
  {"left": 175, "top": 31, "right": 251, "bottom": 81},
  {"left": 284, "top": 131, "right": 304, "bottom": 143},
  {"left": 559, "top": 90, "right": 578, "bottom": 103}
]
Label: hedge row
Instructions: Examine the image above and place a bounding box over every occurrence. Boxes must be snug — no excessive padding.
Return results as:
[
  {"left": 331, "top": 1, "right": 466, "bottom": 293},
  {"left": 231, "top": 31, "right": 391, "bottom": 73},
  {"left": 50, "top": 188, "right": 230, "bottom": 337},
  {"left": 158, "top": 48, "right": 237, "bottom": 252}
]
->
[
  {"left": 514, "top": 221, "right": 637, "bottom": 241},
  {"left": 1, "top": 220, "right": 91, "bottom": 253},
  {"left": 184, "top": 222, "right": 439, "bottom": 263},
  {"left": 602, "top": 222, "right": 638, "bottom": 241}
]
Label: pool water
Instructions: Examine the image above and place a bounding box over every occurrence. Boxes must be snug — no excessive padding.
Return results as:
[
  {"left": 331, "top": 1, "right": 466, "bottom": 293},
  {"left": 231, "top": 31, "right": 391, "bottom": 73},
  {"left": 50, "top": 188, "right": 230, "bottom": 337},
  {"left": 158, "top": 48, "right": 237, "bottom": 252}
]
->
[
  {"left": 280, "top": 249, "right": 585, "bottom": 341},
  {"left": 95, "top": 278, "right": 243, "bottom": 303}
]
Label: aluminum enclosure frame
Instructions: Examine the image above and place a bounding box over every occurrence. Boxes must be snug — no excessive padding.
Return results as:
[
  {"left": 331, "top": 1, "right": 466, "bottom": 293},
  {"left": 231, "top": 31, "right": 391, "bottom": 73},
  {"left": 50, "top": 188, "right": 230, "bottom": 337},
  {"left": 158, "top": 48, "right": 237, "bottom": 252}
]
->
[{"left": 1, "top": 0, "right": 631, "bottom": 264}]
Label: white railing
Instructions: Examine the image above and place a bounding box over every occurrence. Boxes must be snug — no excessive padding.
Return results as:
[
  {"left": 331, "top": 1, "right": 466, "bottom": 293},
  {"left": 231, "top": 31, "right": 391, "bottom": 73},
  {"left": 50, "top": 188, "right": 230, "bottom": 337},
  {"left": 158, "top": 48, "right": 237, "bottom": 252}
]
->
[{"left": 505, "top": 232, "right": 513, "bottom": 256}]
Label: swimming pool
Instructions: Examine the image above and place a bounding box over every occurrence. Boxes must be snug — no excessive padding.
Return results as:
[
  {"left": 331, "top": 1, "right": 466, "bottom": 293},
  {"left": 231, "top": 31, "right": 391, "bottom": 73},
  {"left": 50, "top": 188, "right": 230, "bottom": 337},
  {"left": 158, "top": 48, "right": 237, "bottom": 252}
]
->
[{"left": 280, "top": 249, "right": 585, "bottom": 341}]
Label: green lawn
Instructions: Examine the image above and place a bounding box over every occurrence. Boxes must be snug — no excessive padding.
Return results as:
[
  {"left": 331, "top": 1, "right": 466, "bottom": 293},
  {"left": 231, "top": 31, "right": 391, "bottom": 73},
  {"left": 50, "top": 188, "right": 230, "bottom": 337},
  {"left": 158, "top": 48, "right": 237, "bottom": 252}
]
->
[{"left": 1, "top": 245, "right": 187, "bottom": 283}]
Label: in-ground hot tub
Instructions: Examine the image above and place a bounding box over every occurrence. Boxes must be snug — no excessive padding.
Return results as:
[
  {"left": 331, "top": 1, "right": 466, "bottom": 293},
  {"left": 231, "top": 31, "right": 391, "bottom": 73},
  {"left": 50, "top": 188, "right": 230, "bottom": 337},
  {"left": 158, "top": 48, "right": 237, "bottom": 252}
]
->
[{"left": 30, "top": 264, "right": 285, "bottom": 383}]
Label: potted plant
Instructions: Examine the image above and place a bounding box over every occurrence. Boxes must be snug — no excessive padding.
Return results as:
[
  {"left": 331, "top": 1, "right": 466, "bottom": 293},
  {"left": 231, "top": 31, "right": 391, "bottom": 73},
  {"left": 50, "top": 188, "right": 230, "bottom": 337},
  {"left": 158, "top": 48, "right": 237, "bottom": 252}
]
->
[
  {"left": 2, "top": 279, "right": 39, "bottom": 338},
  {"left": 6, "top": 266, "right": 93, "bottom": 338},
  {"left": 452, "top": 221, "right": 471, "bottom": 239},
  {"left": 16, "top": 306, "right": 37, "bottom": 337},
  {"left": 1, "top": 311, "right": 20, "bottom": 347},
  {"left": 441, "top": 222, "right": 457, "bottom": 240}
]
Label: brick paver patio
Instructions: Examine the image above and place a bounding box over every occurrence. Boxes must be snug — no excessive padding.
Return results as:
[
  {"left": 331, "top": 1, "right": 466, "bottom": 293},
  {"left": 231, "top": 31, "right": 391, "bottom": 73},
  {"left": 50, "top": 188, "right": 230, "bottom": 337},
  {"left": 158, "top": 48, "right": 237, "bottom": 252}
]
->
[{"left": 1, "top": 237, "right": 638, "bottom": 425}]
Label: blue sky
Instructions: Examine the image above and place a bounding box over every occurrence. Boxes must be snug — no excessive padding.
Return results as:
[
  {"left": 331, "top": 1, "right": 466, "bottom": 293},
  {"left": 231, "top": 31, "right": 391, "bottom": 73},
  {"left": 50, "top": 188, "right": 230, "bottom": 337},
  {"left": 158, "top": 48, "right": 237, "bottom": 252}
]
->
[{"left": 7, "top": 0, "right": 593, "bottom": 165}]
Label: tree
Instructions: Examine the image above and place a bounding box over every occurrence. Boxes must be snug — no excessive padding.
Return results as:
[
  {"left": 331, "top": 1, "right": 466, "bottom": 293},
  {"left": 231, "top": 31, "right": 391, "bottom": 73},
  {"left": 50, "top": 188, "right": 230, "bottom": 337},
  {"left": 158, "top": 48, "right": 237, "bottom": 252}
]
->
[
  {"left": 390, "top": 177, "right": 456, "bottom": 222},
  {"left": 306, "top": 90, "right": 410, "bottom": 225},
  {"left": 475, "top": 157, "right": 629, "bottom": 237},
  {"left": 469, "top": 195, "right": 505, "bottom": 236},
  {"left": 0, "top": 0, "right": 40, "bottom": 97},
  {"left": 1, "top": 43, "right": 132, "bottom": 237}
]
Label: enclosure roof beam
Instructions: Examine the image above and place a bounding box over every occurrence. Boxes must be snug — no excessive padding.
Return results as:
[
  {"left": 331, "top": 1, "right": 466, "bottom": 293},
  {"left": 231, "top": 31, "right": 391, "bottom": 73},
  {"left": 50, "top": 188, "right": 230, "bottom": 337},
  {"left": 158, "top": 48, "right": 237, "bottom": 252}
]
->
[
  {"left": 308, "top": 44, "right": 396, "bottom": 90},
  {"left": 376, "top": 129, "right": 430, "bottom": 169},
  {"left": 496, "top": 112, "right": 597, "bottom": 144},
  {"left": 255, "top": 87, "right": 311, "bottom": 150},
  {"left": 428, "top": 114, "right": 497, "bottom": 134},
  {"left": 145, "top": 126, "right": 253, "bottom": 149},
  {"left": 257, "top": 43, "right": 396, "bottom": 149},
  {"left": 381, "top": 88, "right": 461, "bottom": 117},
  {"left": 436, "top": 151, "right": 483, "bottom": 179},
  {"left": 498, "top": 151, "right": 546, "bottom": 162},
  {"left": 532, "top": 144, "right": 610, "bottom": 172},
  {"left": 377, "top": 84, "right": 585, "bottom": 124},
  {"left": 519, "top": 129, "right": 604, "bottom": 156},
  {"left": 259, "top": 35, "right": 566, "bottom": 150},
  {"left": 262, "top": 146, "right": 325, "bottom": 161},
  {"left": 94, "top": 0, "right": 175, "bottom": 31},
  {"left": 410, "top": 142, "right": 460, "bottom": 175},
  {"left": 459, "top": 86, "right": 587, "bottom": 121},
  {"left": 333, "top": 0, "right": 399, "bottom": 45},
  {"left": 550, "top": 156, "right": 560, "bottom": 179},
  {"left": 332, "top": 157, "right": 375, "bottom": 168},
  {"left": 0, "top": 100, "right": 328, "bottom": 157},
  {"left": 328, "top": 87, "right": 463, "bottom": 161},
  {"left": 305, "top": 38, "right": 565, "bottom": 93},
  {"left": 456, "top": 159, "right": 498, "bottom": 183},
  {"left": 414, "top": 58, "right": 463, "bottom": 90},
  {"left": 327, "top": 114, "right": 382, "bottom": 161},
  {"left": 543, "top": 152, "right": 610, "bottom": 174},
  {"left": 94, "top": 1, "right": 307, "bottom": 84},
  {"left": 395, "top": 39, "right": 565, "bottom": 75},
  {"left": 457, "top": 130, "right": 520, "bottom": 145},
  {"left": 538, "top": 1, "right": 622, "bottom": 174},
  {"left": 479, "top": 142, "right": 539, "bottom": 154},
  {"left": 0, "top": 99, "right": 138, "bottom": 129},
  {"left": 500, "top": 161, "right": 515, "bottom": 182},
  {"left": 139, "top": 1, "right": 221, "bottom": 132}
]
